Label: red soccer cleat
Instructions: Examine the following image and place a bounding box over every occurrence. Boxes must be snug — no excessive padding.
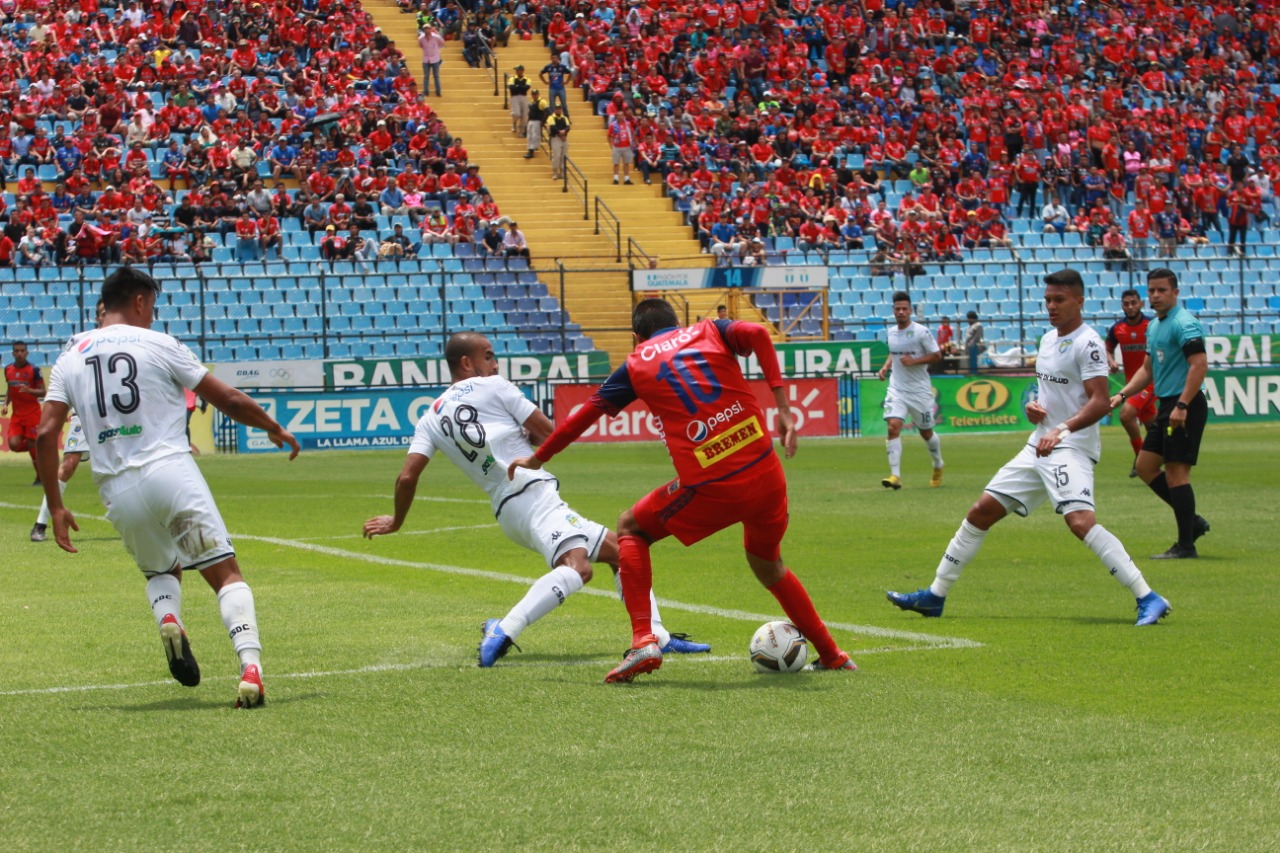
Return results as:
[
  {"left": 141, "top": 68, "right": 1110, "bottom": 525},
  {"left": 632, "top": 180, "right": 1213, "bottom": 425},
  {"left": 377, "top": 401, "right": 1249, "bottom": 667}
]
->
[
  {"left": 605, "top": 643, "right": 663, "bottom": 684},
  {"left": 235, "top": 664, "right": 265, "bottom": 708}
]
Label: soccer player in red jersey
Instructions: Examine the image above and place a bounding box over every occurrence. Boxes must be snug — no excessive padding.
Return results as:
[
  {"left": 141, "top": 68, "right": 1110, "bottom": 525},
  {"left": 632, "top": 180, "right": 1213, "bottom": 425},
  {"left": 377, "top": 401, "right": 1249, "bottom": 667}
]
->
[
  {"left": 509, "top": 298, "right": 855, "bottom": 682},
  {"left": 4, "top": 341, "right": 45, "bottom": 483},
  {"left": 1105, "top": 289, "right": 1157, "bottom": 477}
]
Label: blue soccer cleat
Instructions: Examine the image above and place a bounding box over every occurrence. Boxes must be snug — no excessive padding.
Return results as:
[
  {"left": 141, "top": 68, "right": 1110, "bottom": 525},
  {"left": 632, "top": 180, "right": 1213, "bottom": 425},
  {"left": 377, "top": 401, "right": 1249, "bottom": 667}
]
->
[
  {"left": 886, "top": 588, "right": 946, "bottom": 617},
  {"left": 661, "top": 633, "right": 711, "bottom": 654},
  {"left": 1135, "top": 592, "right": 1171, "bottom": 626},
  {"left": 477, "top": 619, "right": 519, "bottom": 667}
]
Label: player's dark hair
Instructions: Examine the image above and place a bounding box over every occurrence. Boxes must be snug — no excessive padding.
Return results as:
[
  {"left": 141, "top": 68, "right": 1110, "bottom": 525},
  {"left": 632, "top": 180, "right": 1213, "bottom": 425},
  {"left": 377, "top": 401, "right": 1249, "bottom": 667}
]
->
[
  {"left": 12, "top": 340, "right": 26, "bottom": 347},
  {"left": 892, "top": 290, "right": 911, "bottom": 304},
  {"left": 100, "top": 266, "right": 161, "bottom": 311},
  {"left": 1043, "top": 268, "right": 1085, "bottom": 292},
  {"left": 1121, "top": 288, "right": 1141, "bottom": 300},
  {"left": 444, "top": 332, "right": 487, "bottom": 373},
  {"left": 1147, "top": 268, "right": 1179, "bottom": 288},
  {"left": 632, "top": 298, "right": 680, "bottom": 341},
  {"left": 967, "top": 311, "right": 978, "bottom": 320}
]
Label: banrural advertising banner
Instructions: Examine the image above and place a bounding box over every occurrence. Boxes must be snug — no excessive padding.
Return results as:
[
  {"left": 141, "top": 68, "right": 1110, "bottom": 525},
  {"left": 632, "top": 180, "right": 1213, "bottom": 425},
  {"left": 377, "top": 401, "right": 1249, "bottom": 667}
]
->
[
  {"left": 552, "top": 379, "right": 841, "bottom": 444},
  {"left": 237, "top": 387, "right": 453, "bottom": 452},
  {"left": 1204, "top": 333, "right": 1276, "bottom": 368},
  {"left": 324, "top": 352, "right": 610, "bottom": 387},
  {"left": 858, "top": 367, "right": 1280, "bottom": 437}
]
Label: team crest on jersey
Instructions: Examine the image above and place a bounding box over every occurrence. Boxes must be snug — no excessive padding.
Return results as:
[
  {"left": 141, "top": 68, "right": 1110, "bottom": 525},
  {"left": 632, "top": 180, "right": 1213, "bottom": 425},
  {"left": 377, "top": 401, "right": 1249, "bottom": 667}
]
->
[
  {"left": 1057, "top": 338, "right": 1074, "bottom": 353},
  {"left": 694, "top": 416, "right": 763, "bottom": 468}
]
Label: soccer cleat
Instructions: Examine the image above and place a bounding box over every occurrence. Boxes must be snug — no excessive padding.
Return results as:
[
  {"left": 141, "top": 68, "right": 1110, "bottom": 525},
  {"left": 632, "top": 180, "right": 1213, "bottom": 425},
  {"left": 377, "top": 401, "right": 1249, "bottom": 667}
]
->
[
  {"left": 1151, "top": 543, "right": 1197, "bottom": 559},
  {"left": 881, "top": 474, "right": 902, "bottom": 490},
  {"left": 930, "top": 467, "right": 944, "bottom": 488},
  {"left": 1129, "top": 465, "right": 1139, "bottom": 478},
  {"left": 477, "top": 618, "right": 520, "bottom": 667},
  {"left": 158, "top": 614, "right": 200, "bottom": 687},
  {"left": 1134, "top": 591, "right": 1171, "bottom": 626},
  {"left": 806, "top": 651, "right": 858, "bottom": 671},
  {"left": 31, "top": 477, "right": 41, "bottom": 487},
  {"left": 661, "top": 633, "right": 711, "bottom": 654},
  {"left": 886, "top": 588, "right": 946, "bottom": 617},
  {"left": 235, "top": 664, "right": 265, "bottom": 708},
  {"left": 1192, "top": 515, "right": 1210, "bottom": 542},
  {"left": 604, "top": 642, "right": 663, "bottom": 683},
  {"left": 30, "top": 523, "right": 47, "bottom": 542}
]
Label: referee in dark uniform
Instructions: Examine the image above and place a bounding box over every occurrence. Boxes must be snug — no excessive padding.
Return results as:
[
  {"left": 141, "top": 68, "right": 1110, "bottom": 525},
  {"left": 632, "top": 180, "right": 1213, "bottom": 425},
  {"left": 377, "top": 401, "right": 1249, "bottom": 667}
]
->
[{"left": 1110, "top": 268, "right": 1211, "bottom": 559}]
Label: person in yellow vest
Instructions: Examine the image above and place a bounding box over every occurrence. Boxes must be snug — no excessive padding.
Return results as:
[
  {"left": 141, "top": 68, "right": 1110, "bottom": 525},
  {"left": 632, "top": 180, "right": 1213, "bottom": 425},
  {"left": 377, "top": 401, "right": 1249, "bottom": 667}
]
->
[
  {"left": 508, "top": 65, "right": 532, "bottom": 136},
  {"left": 525, "top": 89, "right": 548, "bottom": 160},
  {"left": 546, "top": 104, "right": 571, "bottom": 180}
]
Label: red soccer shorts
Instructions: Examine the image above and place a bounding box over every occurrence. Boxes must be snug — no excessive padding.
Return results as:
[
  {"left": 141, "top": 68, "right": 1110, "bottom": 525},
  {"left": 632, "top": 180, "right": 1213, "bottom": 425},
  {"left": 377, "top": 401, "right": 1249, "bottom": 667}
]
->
[
  {"left": 632, "top": 454, "right": 789, "bottom": 561},
  {"left": 1128, "top": 385, "right": 1157, "bottom": 425},
  {"left": 6, "top": 411, "right": 38, "bottom": 445}
]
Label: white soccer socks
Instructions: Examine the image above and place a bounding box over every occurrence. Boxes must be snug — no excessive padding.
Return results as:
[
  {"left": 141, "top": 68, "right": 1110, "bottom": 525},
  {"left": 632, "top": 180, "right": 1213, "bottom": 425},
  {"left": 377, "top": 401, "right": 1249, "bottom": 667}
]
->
[
  {"left": 930, "top": 520, "right": 988, "bottom": 597},
  {"left": 35, "top": 480, "right": 66, "bottom": 526},
  {"left": 612, "top": 569, "right": 672, "bottom": 649},
  {"left": 146, "top": 572, "right": 183, "bottom": 627},
  {"left": 1083, "top": 524, "right": 1152, "bottom": 599},
  {"left": 926, "top": 434, "right": 944, "bottom": 469},
  {"left": 499, "top": 565, "right": 585, "bottom": 641},
  {"left": 217, "top": 581, "right": 262, "bottom": 671},
  {"left": 886, "top": 437, "right": 903, "bottom": 477}
]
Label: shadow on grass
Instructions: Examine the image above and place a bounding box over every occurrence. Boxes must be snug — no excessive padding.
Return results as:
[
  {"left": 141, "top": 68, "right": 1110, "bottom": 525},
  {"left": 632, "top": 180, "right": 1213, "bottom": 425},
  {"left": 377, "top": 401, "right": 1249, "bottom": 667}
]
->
[{"left": 75, "top": 692, "right": 325, "bottom": 712}]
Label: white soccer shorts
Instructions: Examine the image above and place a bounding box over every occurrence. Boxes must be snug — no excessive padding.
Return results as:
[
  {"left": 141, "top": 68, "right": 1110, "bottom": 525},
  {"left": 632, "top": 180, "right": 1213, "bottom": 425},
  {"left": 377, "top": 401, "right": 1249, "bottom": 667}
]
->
[
  {"left": 883, "top": 390, "right": 937, "bottom": 431},
  {"left": 98, "top": 454, "right": 235, "bottom": 576},
  {"left": 498, "top": 479, "right": 608, "bottom": 569},
  {"left": 63, "top": 415, "right": 90, "bottom": 456},
  {"left": 983, "top": 444, "right": 1097, "bottom": 517}
]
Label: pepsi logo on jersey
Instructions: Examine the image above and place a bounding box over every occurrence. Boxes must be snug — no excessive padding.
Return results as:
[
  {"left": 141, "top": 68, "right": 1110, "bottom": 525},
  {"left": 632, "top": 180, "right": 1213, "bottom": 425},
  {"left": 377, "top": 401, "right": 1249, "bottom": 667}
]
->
[{"left": 685, "top": 401, "right": 746, "bottom": 442}]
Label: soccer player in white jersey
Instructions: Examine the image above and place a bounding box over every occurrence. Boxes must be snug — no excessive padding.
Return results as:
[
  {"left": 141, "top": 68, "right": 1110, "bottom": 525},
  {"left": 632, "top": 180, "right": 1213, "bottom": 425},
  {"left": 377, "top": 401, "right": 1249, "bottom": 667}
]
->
[
  {"left": 32, "top": 301, "right": 105, "bottom": 543},
  {"left": 885, "top": 269, "right": 1171, "bottom": 626},
  {"left": 35, "top": 268, "right": 300, "bottom": 708},
  {"left": 876, "top": 291, "right": 944, "bottom": 489},
  {"left": 362, "top": 332, "right": 711, "bottom": 667}
]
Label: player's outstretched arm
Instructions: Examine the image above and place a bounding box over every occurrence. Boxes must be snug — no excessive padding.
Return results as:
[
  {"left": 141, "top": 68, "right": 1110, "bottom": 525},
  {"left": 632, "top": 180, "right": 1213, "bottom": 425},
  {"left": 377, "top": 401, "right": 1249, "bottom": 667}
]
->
[
  {"left": 508, "top": 397, "right": 609, "bottom": 479},
  {"left": 194, "top": 374, "right": 299, "bottom": 459},
  {"left": 364, "top": 453, "right": 428, "bottom": 538},
  {"left": 36, "top": 400, "right": 79, "bottom": 553}
]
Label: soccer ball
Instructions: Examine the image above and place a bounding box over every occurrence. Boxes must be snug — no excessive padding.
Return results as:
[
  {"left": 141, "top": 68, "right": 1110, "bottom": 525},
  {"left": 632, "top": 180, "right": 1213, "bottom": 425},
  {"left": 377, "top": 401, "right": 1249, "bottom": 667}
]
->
[{"left": 749, "top": 621, "right": 809, "bottom": 673}]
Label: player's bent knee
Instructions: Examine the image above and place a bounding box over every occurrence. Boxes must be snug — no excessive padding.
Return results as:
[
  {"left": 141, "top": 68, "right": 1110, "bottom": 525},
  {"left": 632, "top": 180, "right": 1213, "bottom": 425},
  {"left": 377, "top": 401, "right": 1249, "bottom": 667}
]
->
[
  {"left": 199, "top": 556, "right": 245, "bottom": 591},
  {"left": 616, "top": 509, "right": 644, "bottom": 537},
  {"left": 1063, "top": 510, "right": 1095, "bottom": 540}
]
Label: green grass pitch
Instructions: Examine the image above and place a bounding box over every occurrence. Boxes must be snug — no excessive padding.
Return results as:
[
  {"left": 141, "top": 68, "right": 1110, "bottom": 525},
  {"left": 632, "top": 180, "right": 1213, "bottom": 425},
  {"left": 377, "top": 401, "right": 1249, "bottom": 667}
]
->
[{"left": 1, "top": 423, "right": 1276, "bottom": 851}]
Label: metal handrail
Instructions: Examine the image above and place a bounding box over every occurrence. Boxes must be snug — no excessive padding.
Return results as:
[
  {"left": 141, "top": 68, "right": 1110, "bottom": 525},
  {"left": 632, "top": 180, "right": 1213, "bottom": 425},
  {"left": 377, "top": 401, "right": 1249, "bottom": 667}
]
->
[
  {"left": 626, "top": 237, "right": 653, "bottom": 270},
  {"left": 594, "top": 196, "right": 622, "bottom": 263}
]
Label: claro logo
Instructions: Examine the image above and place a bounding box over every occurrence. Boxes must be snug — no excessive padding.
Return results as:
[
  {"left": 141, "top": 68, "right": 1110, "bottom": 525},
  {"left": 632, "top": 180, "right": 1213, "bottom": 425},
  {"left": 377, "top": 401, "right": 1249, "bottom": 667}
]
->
[{"left": 955, "top": 380, "right": 1010, "bottom": 413}]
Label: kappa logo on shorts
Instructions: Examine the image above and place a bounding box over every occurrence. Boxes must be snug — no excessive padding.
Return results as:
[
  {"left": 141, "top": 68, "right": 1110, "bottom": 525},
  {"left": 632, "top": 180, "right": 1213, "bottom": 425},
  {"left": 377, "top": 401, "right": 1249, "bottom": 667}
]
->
[{"left": 693, "top": 415, "right": 764, "bottom": 468}]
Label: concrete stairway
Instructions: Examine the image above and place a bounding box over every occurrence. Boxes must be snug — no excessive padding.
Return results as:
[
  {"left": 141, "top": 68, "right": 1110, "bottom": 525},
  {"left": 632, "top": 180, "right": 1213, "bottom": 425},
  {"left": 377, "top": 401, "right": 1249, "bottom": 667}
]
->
[{"left": 369, "top": 3, "right": 711, "bottom": 361}]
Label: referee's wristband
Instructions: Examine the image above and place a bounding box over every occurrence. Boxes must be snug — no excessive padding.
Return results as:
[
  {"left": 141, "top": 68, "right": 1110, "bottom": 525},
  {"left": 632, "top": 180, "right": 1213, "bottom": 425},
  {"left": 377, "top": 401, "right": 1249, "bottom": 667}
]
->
[{"left": 1118, "top": 391, "right": 1129, "bottom": 402}]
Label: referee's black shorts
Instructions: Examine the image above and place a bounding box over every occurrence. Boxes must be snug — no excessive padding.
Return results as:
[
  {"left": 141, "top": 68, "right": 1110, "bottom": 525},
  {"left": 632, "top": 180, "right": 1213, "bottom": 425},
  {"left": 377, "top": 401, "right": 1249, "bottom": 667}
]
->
[{"left": 1142, "top": 391, "right": 1208, "bottom": 465}]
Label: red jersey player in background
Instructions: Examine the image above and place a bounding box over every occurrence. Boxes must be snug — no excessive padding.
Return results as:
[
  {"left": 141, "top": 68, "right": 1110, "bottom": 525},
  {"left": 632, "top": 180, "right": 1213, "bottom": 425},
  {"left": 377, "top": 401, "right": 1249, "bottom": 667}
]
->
[
  {"left": 509, "top": 298, "right": 855, "bottom": 683},
  {"left": 4, "top": 341, "right": 45, "bottom": 484},
  {"left": 1105, "top": 288, "right": 1157, "bottom": 477}
]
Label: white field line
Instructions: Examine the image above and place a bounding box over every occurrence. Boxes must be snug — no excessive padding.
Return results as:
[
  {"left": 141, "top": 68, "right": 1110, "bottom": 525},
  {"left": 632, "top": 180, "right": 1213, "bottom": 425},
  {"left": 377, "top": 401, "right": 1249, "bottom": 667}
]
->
[
  {"left": 0, "top": 646, "right": 936, "bottom": 698},
  {"left": 293, "top": 523, "right": 497, "bottom": 542},
  {"left": 1, "top": 501, "right": 982, "bottom": 654}
]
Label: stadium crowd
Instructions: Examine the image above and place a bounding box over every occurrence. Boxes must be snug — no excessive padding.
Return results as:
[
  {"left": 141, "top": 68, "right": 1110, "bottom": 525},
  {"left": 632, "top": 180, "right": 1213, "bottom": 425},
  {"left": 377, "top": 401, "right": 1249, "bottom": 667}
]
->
[
  {"left": 0, "top": 0, "right": 1278, "bottom": 274},
  {"left": 505, "top": 0, "right": 1279, "bottom": 269},
  {"left": 0, "top": 0, "right": 537, "bottom": 268}
]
